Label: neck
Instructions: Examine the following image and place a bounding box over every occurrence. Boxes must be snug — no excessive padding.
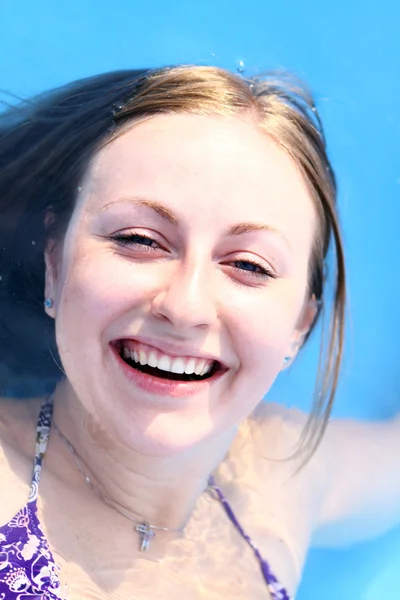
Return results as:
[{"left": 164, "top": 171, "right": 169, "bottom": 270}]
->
[{"left": 51, "top": 380, "right": 236, "bottom": 532}]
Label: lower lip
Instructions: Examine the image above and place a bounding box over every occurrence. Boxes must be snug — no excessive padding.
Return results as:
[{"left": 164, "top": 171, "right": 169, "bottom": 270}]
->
[{"left": 110, "top": 345, "right": 226, "bottom": 398}]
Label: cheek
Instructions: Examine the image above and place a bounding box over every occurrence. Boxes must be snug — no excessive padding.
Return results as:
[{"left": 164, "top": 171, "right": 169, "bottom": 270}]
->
[
  {"left": 55, "top": 254, "right": 124, "bottom": 350},
  {"left": 227, "top": 308, "right": 294, "bottom": 409},
  {"left": 228, "top": 285, "right": 304, "bottom": 374},
  {"left": 55, "top": 252, "right": 163, "bottom": 343}
]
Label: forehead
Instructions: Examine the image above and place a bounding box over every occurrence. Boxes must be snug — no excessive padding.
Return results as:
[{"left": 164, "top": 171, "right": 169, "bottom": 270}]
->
[{"left": 81, "top": 114, "right": 316, "bottom": 246}]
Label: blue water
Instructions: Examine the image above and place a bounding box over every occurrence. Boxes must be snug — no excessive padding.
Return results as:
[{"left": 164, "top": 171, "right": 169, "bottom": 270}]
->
[{"left": 1, "top": 1, "right": 399, "bottom": 597}]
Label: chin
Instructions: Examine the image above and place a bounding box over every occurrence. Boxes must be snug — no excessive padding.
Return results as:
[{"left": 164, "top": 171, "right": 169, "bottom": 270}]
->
[{"left": 107, "top": 410, "right": 229, "bottom": 458}]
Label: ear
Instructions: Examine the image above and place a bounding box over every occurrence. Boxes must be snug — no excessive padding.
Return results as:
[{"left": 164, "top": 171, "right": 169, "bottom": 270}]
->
[
  {"left": 282, "top": 295, "right": 320, "bottom": 369},
  {"left": 44, "top": 223, "right": 59, "bottom": 319}
]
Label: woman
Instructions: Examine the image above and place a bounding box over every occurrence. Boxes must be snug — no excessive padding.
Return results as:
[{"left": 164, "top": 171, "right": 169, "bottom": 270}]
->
[{"left": 0, "top": 65, "right": 398, "bottom": 600}]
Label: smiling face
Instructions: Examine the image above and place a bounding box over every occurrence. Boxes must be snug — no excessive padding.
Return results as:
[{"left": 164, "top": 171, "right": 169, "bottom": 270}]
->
[{"left": 45, "top": 113, "right": 317, "bottom": 455}]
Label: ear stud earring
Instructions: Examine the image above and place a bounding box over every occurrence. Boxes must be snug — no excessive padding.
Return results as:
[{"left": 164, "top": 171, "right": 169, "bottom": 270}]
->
[
  {"left": 283, "top": 356, "right": 291, "bottom": 364},
  {"left": 44, "top": 298, "right": 54, "bottom": 309}
]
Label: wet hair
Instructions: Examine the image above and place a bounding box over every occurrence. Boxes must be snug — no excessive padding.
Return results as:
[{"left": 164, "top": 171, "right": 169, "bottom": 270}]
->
[{"left": 0, "top": 65, "right": 345, "bottom": 460}]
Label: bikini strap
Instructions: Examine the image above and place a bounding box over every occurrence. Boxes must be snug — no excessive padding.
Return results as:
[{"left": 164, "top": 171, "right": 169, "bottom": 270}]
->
[
  {"left": 208, "top": 476, "right": 291, "bottom": 600},
  {"left": 28, "top": 394, "right": 55, "bottom": 504}
]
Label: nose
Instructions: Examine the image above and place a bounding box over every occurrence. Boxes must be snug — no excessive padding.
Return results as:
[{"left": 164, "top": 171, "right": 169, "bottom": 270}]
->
[{"left": 150, "top": 262, "right": 218, "bottom": 332}]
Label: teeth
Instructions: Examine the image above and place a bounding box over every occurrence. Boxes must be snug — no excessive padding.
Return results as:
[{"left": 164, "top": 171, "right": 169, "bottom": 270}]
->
[
  {"left": 157, "top": 355, "right": 171, "bottom": 372},
  {"left": 122, "top": 344, "right": 215, "bottom": 377},
  {"left": 184, "top": 358, "right": 196, "bottom": 375},
  {"left": 194, "top": 360, "right": 206, "bottom": 376},
  {"left": 200, "top": 362, "right": 213, "bottom": 376},
  {"left": 130, "top": 350, "right": 140, "bottom": 363},
  {"left": 139, "top": 350, "right": 147, "bottom": 366},
  {"left": 148, "top": 351, "right": 158, "bottom": 368},
  {"left": 170, "top": 357, "right": 186, "bottom": 374}
]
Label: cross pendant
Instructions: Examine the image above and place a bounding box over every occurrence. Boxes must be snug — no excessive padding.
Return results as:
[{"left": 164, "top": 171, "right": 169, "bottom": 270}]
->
[{"left": 135, "top": 522, "right": 155, "bottom": 552}]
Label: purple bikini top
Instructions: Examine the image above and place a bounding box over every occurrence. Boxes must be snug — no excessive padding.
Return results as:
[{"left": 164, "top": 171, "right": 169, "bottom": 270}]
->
[{"left": 0, "top": 397, "right": 290, "bottom": 599}]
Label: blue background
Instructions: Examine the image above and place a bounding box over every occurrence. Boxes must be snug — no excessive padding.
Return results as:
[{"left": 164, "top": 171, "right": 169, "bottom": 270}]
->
[{"left": 1, "top": 1, "right": 399, "bottom": 598}]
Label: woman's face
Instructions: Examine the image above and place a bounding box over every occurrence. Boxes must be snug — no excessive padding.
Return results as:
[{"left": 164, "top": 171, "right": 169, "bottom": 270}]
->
[{"left": 46, "top": 113, "right": 317, "bottom": 455}]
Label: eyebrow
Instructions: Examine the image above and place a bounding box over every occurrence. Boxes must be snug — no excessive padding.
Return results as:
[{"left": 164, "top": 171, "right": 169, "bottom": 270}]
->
[
  {"left": 101, "top": 196, "right": 291, "bottom": 248},
  {"left": 100, "top": 196, "right": 178, "bottom": 224}
]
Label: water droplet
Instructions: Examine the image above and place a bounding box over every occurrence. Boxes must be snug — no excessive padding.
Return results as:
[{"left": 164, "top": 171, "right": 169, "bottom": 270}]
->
[{"left": 236, "top": 60, "right": 245, "bottom": 74}]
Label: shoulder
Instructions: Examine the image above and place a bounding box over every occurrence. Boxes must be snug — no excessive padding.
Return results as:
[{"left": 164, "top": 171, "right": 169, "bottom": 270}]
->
[
  {"left": 232, "top": 401, "right": 309, "bottom": 468},
  {"left": 0, "top": 395, "right": 44, "bottom": 465},
  {"left": 216, "top": 402, "right": 329, "bottom": 591},
  {"left": 223, "top": 399, "right": 329, "bottom": 515},
  {"left": 0, "top": 396, "right": 44, "bottom": 522},
  {"left": 226, "top": 402, "right": 329, "bottom": 538},
  {"left": 249, "top": 400, "right": 307, "bottom": 449},
  {"left": 243, "top": 401, "right": 329, "bottom": 494}
]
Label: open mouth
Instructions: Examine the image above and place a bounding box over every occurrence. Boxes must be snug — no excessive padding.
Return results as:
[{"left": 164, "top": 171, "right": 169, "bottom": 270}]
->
[{"left": 112, "top": 341, "right": 222, "bottom": 383}]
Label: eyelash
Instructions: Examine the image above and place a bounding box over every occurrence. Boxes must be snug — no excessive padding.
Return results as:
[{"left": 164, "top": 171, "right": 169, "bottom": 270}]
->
[
  {"left": 110, "top": 233, "right": 275, "bottom": 280},
  {"left": 111, "top": 232, "right": 161, "bottom": 251},
  {"left": 232, "top": 259, "right": 274, "bottom": 279}
]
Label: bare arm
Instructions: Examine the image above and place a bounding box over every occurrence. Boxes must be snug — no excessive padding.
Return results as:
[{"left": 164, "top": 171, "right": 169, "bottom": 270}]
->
[{"left": 313, "top": 415, "right": 400, "bottom": 547}]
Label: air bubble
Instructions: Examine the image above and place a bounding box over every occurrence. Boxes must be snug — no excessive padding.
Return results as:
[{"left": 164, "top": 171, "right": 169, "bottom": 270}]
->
[{"left": 236, "top": 60, "right": 245, "bottom": 74}]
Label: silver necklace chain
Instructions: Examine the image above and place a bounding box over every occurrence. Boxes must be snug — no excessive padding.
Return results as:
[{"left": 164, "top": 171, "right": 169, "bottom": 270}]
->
[{"left": 52, "top": 423, "right": 184, "bottom": 552}]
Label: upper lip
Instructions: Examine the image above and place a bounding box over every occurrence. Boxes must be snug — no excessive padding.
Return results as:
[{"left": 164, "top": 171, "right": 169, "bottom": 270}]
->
[{"left": 112, "top": 336, "right": 229, "bottom": 369}]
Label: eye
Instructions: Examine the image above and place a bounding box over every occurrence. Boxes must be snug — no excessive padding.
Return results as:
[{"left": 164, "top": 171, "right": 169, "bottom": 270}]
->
[
  {"left": 110, "top": 232, "right": 162, "bottom": 251},
  {"left": 230, "top": 259, "right": 275, "bottom": 280}
]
